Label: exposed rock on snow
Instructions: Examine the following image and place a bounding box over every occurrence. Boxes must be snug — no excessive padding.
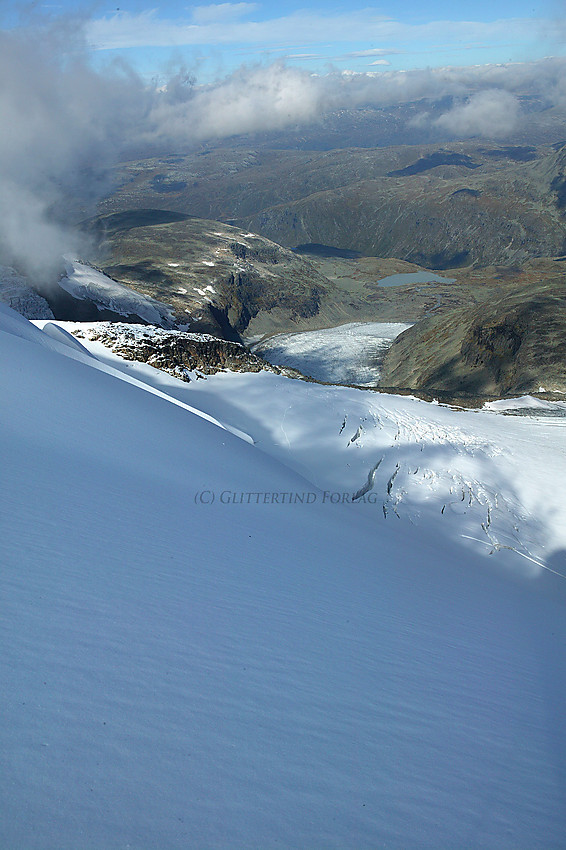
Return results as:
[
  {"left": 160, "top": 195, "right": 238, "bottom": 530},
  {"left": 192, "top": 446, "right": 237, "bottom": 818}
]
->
[{"left": 70, "top": 322, "right": 304, "bottom": 380}]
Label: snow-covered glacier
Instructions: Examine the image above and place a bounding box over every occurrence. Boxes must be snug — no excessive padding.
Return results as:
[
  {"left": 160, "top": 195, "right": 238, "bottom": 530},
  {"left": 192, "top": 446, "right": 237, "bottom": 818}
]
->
[{"left": 2, "top": 306, "right": 566, "bottom": 849}]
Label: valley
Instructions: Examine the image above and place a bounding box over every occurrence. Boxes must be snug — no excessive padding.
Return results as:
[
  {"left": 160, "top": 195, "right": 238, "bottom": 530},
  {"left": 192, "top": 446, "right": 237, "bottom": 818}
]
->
[
  {"left": 98, "top": 140, "right": 566, "bottom": 267},
  {"left": 48, "top": 133, "right": 564, "bottom": 401},
  {"left": 3, "top": 107, "right": 566, "bottom": 398}
]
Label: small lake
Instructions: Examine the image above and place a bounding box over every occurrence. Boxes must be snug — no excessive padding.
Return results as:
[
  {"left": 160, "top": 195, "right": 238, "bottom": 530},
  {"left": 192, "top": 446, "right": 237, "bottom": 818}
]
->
[{"left": 378, "top": 272, "right": 456, "bottom": 287}]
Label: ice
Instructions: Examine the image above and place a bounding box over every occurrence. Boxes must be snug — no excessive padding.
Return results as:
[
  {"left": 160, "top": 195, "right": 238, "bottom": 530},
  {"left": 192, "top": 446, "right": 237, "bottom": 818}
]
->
[
  {"left": 254, "top": 321, "right": 412, "bottom": 385},
  {"left": 0, "top": 265, "right": 54, "bottom": 319}
]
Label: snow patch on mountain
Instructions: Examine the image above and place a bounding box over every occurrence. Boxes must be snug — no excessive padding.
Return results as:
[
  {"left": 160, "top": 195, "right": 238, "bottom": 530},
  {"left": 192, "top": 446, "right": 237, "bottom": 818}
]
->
[{"left": 59, "top": 259, "right": 176, "bottom": 326}]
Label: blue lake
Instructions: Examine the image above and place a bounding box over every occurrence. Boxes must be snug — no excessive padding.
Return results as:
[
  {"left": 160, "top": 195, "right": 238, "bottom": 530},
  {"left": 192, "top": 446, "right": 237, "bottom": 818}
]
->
[{"left": 378, "top": 272, "right": 456, "bottom": 287}]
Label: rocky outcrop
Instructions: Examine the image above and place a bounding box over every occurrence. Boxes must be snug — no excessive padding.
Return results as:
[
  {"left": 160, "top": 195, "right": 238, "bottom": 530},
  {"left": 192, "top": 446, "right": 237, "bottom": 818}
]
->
[{"left": 73, "top": 323, "right": 305, "bottom": 381}]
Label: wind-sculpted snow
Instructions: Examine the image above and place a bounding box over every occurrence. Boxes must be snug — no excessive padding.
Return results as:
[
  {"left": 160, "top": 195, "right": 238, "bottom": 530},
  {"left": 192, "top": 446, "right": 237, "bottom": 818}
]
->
[
  {"left": 2, "top": 309, "right": 566, "bottom": 849},
  {"left": 40, "top": 322, "right": 95, "bottom": 357}
]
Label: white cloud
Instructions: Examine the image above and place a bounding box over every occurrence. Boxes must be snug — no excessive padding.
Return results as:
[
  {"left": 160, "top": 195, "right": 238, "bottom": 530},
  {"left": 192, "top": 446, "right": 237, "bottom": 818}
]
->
[
  {"left": 434, "top": 89, "right": 522, "bottom": 138},
  {"left": 191, "top": 3, "right": 259, "bottom": 25},
  {"left": 2, "top": 9, "right": 566, "bottom": 283},
  {"left": 285, "top": 54, "right": 325, "bottom": 61},
  {"left": 146, "top": 62, "right": 325, "bottom": 141},
  {"left": 342, "top": 48, "right": 398, "bottom": 59},
  {"left": 86, "top": 10, "right": 542, "bottom": 52},
  {"left": 143, "top": 57, "right": 566, "bottom": 145},
  {"left": 0, "top": 19, "right": 149, "bottom": 280}
]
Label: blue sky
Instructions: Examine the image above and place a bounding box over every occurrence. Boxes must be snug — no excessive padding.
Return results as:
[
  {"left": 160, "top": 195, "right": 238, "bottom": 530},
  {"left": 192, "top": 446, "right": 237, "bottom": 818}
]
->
[{"left": 4, "top": 0, "right": 564, "bottom": 82}]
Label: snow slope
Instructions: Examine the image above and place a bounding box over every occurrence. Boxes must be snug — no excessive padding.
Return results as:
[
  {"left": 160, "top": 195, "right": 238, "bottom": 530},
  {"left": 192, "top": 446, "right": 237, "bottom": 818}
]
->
[
  {"left": 59, "top": 260, "right": 176, "bottom": 326},
  {"left": 56, "top": 322, "right": 566, "bottom": 568},
  {"left": 3, "top": 308, "right": 566, "bottom": 849}
]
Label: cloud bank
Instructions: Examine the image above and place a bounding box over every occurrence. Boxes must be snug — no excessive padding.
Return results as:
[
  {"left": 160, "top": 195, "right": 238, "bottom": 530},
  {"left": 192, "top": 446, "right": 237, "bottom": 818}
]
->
[
  {"left": 145, "top": 56, "right": 566, "bottom": 145},
  {"left": 434, "top": 90, "right": 522, "bottom": 138},
  {"left": 0, "top": 18, "right": 150, "bottom": 280},
  {"left": 1, "top": 12, "right": 566, "bottom": 282}
]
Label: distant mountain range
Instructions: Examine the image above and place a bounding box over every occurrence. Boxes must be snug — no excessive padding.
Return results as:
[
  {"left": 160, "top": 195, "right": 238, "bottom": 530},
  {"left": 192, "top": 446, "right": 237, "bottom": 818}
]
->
[{"left": 99, "top": 141, "right": 566, "bottom": 268}]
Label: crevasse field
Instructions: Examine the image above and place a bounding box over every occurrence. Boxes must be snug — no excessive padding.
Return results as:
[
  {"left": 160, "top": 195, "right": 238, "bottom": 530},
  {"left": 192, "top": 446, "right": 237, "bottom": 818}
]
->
[
  {"left": 252, "top": 321, "right": 412, "bottom": 385},
  {"left": 2, "top": 304, "right": 566, "bottom": 849}
]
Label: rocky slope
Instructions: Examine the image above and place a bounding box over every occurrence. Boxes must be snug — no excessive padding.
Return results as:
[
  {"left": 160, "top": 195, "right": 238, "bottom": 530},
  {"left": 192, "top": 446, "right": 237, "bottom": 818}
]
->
[
  {"left": 83, "top": 209, "right": 500, "bottom": 340},
  {"left": 245, "top": 145, "right": 566, "bottom": 267},
  {"left": 81, "top": 211, "right": 339, "bottom": 339},
  {"left": 71, "top": 323, "right": 305, "bottom": 380},
  {"left": 379, "top": 281, "right": 566, "bottom": 398}
]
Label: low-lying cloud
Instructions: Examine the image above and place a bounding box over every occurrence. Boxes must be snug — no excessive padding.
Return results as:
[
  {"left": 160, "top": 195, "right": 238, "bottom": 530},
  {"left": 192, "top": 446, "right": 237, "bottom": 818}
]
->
[
  {"left": 146, "top": 63, "right": 325, "bottom": 143},
  {"left": 0, "top": 17, "right": 149, "bottom": 280},
  {"left": 144, "top": 56, "right": 566, "bottom": 145},
  {"left": 434, "top": 89, "right": 522, "bottom": 138},
  {"left": 1, "top": 11, "right": 566, "bottom": 284}
]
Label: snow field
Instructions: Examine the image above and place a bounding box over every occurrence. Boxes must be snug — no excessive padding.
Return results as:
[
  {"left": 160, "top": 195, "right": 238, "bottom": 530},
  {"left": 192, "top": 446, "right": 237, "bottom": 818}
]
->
[{"left": 2, "top": 309, "right": 566, "bottom": 848}]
